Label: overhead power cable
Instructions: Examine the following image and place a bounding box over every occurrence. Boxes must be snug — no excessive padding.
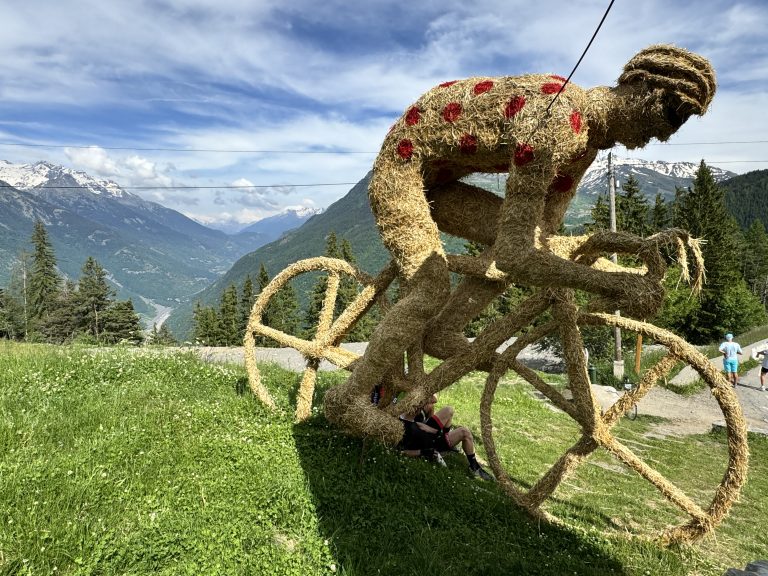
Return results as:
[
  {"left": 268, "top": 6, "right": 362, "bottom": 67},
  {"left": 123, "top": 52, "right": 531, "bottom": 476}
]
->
[
  {"left": 0, "top": 141, "right": 378, "bottom": 154},
  {"left": 0, "top": 182, "right": 358, "bottom": 191},
  {"left": 524, "top": 0, "right": 615, "bottom": 142}
]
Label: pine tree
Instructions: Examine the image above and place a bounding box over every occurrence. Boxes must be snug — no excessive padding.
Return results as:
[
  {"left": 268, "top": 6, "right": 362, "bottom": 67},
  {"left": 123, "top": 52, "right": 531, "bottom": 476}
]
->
[
  {"left": 742, "top": 220, "right": 768, "bottom": 305},
  {"left": 102, "top": 299, "right": 144, "bottom": 345},
  {"left": 618, "top": 175, "right": 650, "bottom": 238},
  {"left": 77, "top": 256, "right": 115, "bottom": 341},
  {"left": 157, "top": 323, "right": 177, "bottom": 345},
  {"left": 38, "top": 279, "right": 79, "bottom": 343},
  {"left": 6, "top": 251, "right": 32, "bottom": 339},
  {"left": 238, "top": 275, "right": 255, "bottom": 337},
  {"left": 304, "top": 233, "right": 341, "bottom": 338},
  {"left": 218, "top": 284, "right": 240, "bottom": 346},
  {"left": 588, "top": 194, "right": 610, "bottom": 232},
  {"left": 668, "top": 161, "right": 766, "bottom": 341},
  {"left": 0, "top": 281, "right": 25, "bottom": 340},
  {"left": 339, "top": 238, "right": 379, "bottom": 341},
  {"left": 650, "top": 193, "right": 669, "bottom": 232},
  {"left": 28, "top": 219, "right": 60, "bottom": 328},
  {"left": 254, "top": 264, "right": 272, "bottom": 346},
  {"left": 268, "top": 282, "right": 301, "bottom": 341}
]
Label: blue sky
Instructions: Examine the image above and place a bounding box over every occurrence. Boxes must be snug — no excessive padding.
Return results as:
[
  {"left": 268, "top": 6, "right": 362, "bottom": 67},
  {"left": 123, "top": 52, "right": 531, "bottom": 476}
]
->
[{"left": 1, "top": 0, "right": 767, "bottom": 229}]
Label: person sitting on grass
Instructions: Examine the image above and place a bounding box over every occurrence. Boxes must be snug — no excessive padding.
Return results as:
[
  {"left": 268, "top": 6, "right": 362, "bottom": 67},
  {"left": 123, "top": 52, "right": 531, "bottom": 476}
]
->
[
  {"left": 397, "top": 394, "right": 494, "bottom": 481},
  {"left": 719, "top": 333, "right": 743, "bottom": 388}
]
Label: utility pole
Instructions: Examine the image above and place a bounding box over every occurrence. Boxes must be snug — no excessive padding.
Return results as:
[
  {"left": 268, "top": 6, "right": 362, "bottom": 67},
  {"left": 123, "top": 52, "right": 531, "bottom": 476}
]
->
[{"left": 607, "top": 152, "right": 624, "bottom": 379}]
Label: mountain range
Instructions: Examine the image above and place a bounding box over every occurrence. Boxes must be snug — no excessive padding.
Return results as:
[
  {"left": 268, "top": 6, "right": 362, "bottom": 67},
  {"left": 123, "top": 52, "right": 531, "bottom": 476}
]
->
[
  {"left": 163, "top": 157, "right": 737, "bottom": 338},
  {"left": 0, "top": 160, "right": 315, "bottom": 323},
  {"left": 0, "top": 157, "right": 748, "bottom": 338}
]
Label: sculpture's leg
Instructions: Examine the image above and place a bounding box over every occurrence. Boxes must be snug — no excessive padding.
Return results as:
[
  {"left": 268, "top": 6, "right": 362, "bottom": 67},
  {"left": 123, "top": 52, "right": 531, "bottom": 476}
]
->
[
  {"left": 423, "top": 181, "right": 509, "bottom": 364},
  {"left": 323, "top": 161, "right": 451, "bottom": 444}
]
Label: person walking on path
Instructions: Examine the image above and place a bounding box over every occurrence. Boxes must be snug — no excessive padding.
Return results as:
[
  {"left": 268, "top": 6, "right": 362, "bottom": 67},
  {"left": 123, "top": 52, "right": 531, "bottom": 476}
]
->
[
  {"left": 719, "top": 333, "right": 743, "bottom": 388},
  {"left": 752, "top": 346, "right": 768, "bottom": 391}
]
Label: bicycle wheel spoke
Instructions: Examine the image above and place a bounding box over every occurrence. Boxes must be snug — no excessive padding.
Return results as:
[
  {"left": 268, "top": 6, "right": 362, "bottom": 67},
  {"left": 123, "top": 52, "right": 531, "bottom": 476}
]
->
[
  {"left": 522, "top": 435, "right": 598, "bottom": 510},
  {"left": 602, "top": 353, "right": 677, "bottom": 427},
  {"left": 601, "top": 435, "right": 708, "bottom": 523},
  {"left": 317, "top": 271, "right": 340, "bottom": 338},
  {"left": 295, "top": 359, "right": 320, "bottom": 421}
]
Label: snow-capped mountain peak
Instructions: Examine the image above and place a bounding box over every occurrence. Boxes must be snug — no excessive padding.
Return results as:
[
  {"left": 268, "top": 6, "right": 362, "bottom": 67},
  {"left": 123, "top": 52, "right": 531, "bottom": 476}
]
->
[{"left": 0, "top": 159, "right": 127, "bottom": 198}]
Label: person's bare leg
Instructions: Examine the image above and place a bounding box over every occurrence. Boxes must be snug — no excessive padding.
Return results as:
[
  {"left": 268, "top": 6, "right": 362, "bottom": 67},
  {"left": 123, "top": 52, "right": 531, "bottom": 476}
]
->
[{"left": 433, "top": 406, "right": 454, "bottom": 429}]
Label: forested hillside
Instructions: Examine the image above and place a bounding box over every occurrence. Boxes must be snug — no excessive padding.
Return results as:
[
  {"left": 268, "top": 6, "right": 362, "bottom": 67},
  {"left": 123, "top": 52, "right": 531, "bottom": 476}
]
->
[{"left": 721, "top": 169, "right": 768, "bottom": 231}]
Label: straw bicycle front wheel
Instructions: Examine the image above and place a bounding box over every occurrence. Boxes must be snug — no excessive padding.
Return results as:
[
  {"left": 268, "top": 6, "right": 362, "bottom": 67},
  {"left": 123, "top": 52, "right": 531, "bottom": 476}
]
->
[{"left": 244, "top": 257, "right": 396, "bottom": 421}]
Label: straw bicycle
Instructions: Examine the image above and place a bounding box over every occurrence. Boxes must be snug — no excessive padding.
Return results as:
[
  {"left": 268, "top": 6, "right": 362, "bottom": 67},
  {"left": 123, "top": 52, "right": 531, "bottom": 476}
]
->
[{"left": 244, "top": 233, "right": 748, "bottom": 544}]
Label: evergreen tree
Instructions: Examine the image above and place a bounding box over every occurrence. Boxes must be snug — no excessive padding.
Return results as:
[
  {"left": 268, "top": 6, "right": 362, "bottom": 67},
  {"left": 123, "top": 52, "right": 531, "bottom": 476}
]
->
[
  {"left": 238, "top": 275, "right": 255, "bottom": 336},
  {"left": 742, "top": 220, "right": 768, "bottom": 306},
  {"left": 6, "top": 252, "right": 32, "bottom": 339},
  {"left": 77, "top": 256, "right": 115, "bottom": 341},
  {"left": 193, "top": 301, "right": 222, "bottom": 345},
  {"left": 339, "top": 238, "right": 378, "bottom": 341},
  {"left": 618, "top": 175, "right": 650, "bottom": 238},
  {"left": 102, "top": 300, "right": 144, "bottom": 345},
  {"left": 38, "top": 279, "right": 80, "bottom": 343},
  {"left": 156, "top": 323, "right": 177, "bottom": 345},
  {"left": 254, "top": 264, "right": 272, "bottom": 346},
  {"left": 650, "top": 193, "right": 669, "bottom": 231},
  {"left": 0, "top": 285, "right": 24, "bottom": 340},
  {"left": 28, "top": 219, "right": 60, "bottom": 328},
  {"left": 218, "top": 284, "right": 240, "bottom": 346},
  {"left": 588, "top": 194, "right": 610, "bottom": 232},
  {"left": 267, "top": 282, "right": 301, "bottom": 341},
  {"left": 304, "top": 233, "right": 341, "bottom": 338},
  {"left": 669, "top": 161, "right": 766, "bottom": 341}
]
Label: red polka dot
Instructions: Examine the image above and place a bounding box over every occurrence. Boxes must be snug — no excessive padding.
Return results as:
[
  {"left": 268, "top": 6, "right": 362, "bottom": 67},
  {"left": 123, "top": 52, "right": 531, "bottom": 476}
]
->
[
  {"left": 494, "top": 163, "right": 509, "bottom": 172},
  {"left": 397, "top": 139, "right": 414, "bottom": 160},
  {"left": 570, "top": 111, "right": 582, "bottom": 133},
  {"left": 473, "top": 80, "right": 494, "bottom": 95},
  {"left": 442, "top": 102, "right": 462, "bottom": 122},
  {"left": 514, "top": 143, "right": 534, "bottom": 166},
  {"left": 459, "top": 134, "right": 477, "bottom": 154},
  {"left": 541, "top": 82, "right": 564, "bottom": 95},
  {"left": 504, "top": 95, "right": 526, "bottom": 119},
  {"left": 439, "top": 80, "right": 458, "bottom": 88},
  {"left": 550, "top": 74, "right": 567, "bottom": 82},
  {"left": 405, "top": 106, "right": 421, "bottom": 126},
  {"left": 550, "top": 173, "right": 574, "bottom": 193}
]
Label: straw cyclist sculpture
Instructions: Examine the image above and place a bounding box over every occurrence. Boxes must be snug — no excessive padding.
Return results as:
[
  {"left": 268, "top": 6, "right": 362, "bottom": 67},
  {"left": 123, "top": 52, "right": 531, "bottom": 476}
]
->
[
  {"left": 245, "top": 44, "right": 748, "bottom": 544},
  {"left": 325, "top": 44, "right": 716, "bottom": 437}
]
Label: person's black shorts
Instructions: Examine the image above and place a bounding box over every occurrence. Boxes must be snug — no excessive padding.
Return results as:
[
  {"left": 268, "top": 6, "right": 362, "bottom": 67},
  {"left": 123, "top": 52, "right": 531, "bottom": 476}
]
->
[
  {"left": 761, "top": 367, "right": 768, "bottom": 375},
  {"left": 399, "top": 417, "right": 452, "bottom": 452}
]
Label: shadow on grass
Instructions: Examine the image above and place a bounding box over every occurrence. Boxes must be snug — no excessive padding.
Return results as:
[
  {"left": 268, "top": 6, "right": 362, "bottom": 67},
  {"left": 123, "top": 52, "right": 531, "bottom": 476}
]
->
[{"left": 292, "top": 419, "right": 628, "bottom": 576}]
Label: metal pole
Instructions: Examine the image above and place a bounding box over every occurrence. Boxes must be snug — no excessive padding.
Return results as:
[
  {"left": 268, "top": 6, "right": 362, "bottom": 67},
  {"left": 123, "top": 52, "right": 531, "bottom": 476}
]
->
[{"left": 608, "top": 152, "right": 623, "bottom": 378}]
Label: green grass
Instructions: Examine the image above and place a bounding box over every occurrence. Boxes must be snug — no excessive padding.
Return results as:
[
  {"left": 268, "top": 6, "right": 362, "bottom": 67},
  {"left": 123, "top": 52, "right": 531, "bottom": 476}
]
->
[{"left": 1, "top": 342, "right": 767, "bottom": 575}]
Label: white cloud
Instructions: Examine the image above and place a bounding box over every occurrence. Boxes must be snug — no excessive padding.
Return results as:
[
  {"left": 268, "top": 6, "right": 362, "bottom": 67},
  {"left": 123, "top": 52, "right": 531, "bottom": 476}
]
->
[
  {"left": 64, "top": 146, "right": 121, "bottom": 178},
  {"left": 1, "top": 0, "right": 767, "bottom": 222}
]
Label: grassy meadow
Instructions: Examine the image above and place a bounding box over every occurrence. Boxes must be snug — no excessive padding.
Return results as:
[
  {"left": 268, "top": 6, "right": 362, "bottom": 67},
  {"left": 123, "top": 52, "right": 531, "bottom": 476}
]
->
[{"left": 1, "top": 341, "right": 766, "bottom": 575}]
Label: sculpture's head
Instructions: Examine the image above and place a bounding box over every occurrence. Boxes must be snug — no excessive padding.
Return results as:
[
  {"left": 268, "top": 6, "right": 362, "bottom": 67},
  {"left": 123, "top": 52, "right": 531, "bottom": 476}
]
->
[{"left": 615, "top": 44, "right": 716, "bottom": 148}]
